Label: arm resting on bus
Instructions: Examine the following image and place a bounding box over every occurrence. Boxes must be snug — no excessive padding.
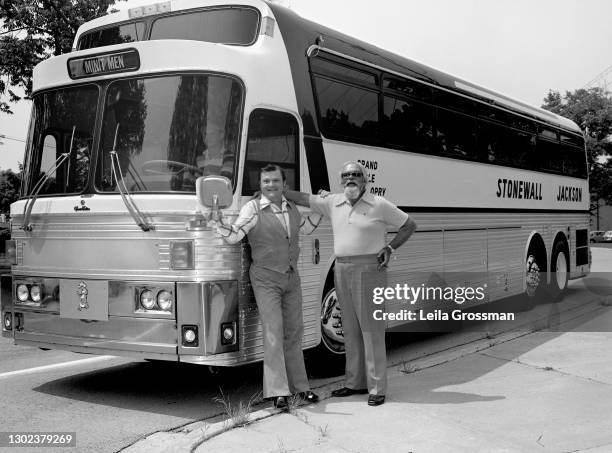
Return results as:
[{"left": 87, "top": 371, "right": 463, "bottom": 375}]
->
[
  {"left": 377, "top": 217, "right": 417, "bottom": 270},
  {"left": 214, "top": 201, "right": 258, "bottom": 244},
  {"left": 284, "top": 189, "right": 311, "bottom": 207}
]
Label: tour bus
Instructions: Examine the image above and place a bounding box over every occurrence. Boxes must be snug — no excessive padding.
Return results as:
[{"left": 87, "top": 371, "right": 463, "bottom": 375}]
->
[{"left": 1, "top": 0, "right": 589, "bottom": 364}]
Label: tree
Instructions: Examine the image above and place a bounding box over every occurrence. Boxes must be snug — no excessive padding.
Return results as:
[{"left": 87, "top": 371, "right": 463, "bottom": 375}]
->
[
  {"left": 542, "top": 87, "right": 612, "bottom": 202},
  {"left": 0, "top": 0, "right": 123, "bottom": 114},
  {"left": 0, "top": 168, "right": 21, "bottom": 214}
]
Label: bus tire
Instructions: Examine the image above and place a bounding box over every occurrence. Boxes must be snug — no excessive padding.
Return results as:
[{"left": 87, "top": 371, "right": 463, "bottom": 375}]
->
[{"left": 547, "top": 241, "right": 569, "bottom": 302}]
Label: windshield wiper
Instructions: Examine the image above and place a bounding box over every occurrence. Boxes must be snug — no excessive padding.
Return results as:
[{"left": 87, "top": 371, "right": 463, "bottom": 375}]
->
[
  {"left": 22, "top": 126, "right": 76, "bottom": 231},
  {"left": 109, "top": 124, "right": 154, "bottom": 232}
]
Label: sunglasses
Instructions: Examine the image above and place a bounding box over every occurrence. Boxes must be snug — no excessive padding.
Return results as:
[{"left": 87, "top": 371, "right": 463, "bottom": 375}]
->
[{"left": 341, "top": 171, "right": 363, "bottom": 179}]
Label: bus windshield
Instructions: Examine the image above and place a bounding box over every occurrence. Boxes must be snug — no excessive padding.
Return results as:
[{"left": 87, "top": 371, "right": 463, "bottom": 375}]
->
[
  {"left": 96, "top": 74, "right": 242, "bottom": 193},
  {"left": 23, "top": 85, "right": 98, "bottom": 196}
]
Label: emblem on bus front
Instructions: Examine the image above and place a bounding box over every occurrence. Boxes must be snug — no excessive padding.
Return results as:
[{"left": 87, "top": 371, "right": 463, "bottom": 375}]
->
[
  {"left": 76, "top": 281, "right": 89, "bottom": 310},
  {"left": 74, "top": 199, "right": 90, "bottom": 211}
]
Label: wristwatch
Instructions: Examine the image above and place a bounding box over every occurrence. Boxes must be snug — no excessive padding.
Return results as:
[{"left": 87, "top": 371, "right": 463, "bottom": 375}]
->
[{"left": 385, "top": 244, "right": 394, "bottom": 253}]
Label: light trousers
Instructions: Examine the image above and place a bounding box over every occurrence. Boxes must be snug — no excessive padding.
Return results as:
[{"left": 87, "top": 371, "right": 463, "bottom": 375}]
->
[
  {"left": 250, "top": 264, "right": 310, "bottom": 398},
  {"left": 335, "top": 255, "right": 387, "bottom": 395}
]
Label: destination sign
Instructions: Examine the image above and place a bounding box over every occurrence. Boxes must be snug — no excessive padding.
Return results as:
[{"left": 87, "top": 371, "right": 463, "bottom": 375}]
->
[{"left": 68, "top": 49, "right": 140, "bottom": 79}]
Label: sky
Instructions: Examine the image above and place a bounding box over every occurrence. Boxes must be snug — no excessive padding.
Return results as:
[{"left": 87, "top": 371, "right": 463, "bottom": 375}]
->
[{"left": 1, "top": 0, "right": 611, "bottom": 171}]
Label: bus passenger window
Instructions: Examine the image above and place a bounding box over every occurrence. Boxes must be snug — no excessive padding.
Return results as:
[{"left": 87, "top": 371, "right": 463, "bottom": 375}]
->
[
  {"left": 78, "top": 22, "right": 145, "bottom": 50},
  {"left": 435, "top": 109, "right": 476, "bottom": 159},
  {"left": 242, "top": 109, "right": 299, "bottom": 196},
  {"left": 382, "top": 96, "right": 433, "bottom": 153},
  {"left": 314, "top": 77, "right": 379, "bottom": 145}
]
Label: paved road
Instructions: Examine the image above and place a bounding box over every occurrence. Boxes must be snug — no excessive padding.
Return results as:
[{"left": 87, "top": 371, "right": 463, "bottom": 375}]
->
[
  {"left": 0, "top": 342, "right": 264, "bottom": 452},
  {"left": 1, "top": 248, "right": 611, "bottom": 453}
]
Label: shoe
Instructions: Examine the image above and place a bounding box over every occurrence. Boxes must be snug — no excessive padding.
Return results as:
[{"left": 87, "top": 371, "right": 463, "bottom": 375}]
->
[
  {"left": 367, "top": 394, "right": 385, "bottom": 406},
  {"left": 297, "top": 391, "right": 319, "bottom": 403},
  {"left": 331, "top": 387, "right": 368, "bottom": 397},
  {"left": 273, "top": 396, "right": 288, "bottom": 409}
]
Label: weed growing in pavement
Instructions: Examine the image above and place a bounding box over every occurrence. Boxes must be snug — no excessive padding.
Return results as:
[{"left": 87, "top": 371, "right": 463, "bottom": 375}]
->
[
  {"left": 286, "top": 394, "right": 301, "bottom": 413},
  {"left": 317, "top": 424, "right": 329, "bottom": 437},
  {"left": 400, "top": 360, "right": 418, "bottom": 374},
  {"left": 213, "top": 388, "right": 261, "bottom": 428}
]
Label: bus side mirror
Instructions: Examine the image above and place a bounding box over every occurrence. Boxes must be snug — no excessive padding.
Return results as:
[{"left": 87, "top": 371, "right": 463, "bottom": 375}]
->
[{"left": 196, "top": 176, "right": 233, "bottom": 213}]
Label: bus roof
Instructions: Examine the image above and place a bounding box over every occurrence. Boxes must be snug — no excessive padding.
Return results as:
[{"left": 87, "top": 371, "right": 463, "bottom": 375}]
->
[{"left": 72, "top": 0, "right": 579, "bottom": 134}]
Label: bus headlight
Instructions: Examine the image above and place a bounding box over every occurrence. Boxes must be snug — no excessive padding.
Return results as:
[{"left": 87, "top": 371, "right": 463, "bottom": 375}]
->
[
  {"left": 30, "top": 285, "right": 43, "bottom": 302},
  {"left": 16, "top": 284, "right": 29, "bottom": 302},
  {"left": 140, "top": 289, "right": 156, "bottom": 310},
  {"left": 157, "top": 290, "right": 173, "bottom": 311}
]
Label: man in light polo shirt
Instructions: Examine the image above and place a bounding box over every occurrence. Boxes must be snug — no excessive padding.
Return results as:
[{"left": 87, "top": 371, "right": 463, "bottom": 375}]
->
[{"left": 285, "top": 161, "right": 416, "bottom": 406}]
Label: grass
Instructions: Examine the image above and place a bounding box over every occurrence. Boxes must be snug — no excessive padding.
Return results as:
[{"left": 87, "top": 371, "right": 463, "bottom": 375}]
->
[
  {"left": 213, "top": 388, "right": 261, "bottom": 429},
  {"left": 399, "top": 360, "right": 418, "bottom": 374},
  {"left": 317, "top": 424, "right": 329, "bottom": 437}
]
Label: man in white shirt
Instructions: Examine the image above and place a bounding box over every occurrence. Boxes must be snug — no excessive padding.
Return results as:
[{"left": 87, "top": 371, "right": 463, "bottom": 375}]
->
[
  {"left": 285, "top": 161, "right": 416, "bottom": 406},
  {"left": 214, "top": 164, "right": 319, "bottom": 409}
]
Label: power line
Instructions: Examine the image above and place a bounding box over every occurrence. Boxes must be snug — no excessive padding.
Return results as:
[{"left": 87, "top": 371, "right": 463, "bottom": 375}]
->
[{"left": 584, "top": 64, "right": 612, "bottom": 89}]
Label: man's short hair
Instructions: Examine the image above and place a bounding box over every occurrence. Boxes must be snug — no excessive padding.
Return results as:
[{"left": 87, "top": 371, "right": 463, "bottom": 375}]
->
[{"left": 260, "top": 164, "right": 286, "bottom": 182}]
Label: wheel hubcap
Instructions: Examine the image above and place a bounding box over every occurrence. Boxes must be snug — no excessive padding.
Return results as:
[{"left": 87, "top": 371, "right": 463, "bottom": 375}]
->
[
  {"left": 525, "top": 254, "right": 540, "bottom": 297},
  {"left": 321, "top": 288, "right": 345, "bottom": 354},
  {"left": 555, "top": 251, "right": 568, "bottom": 290}
]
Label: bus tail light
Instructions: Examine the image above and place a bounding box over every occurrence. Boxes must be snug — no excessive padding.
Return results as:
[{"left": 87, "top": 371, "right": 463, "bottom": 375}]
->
[
  {"left": 170, "top": 241, "right": 194, "bottom": 270},
  {"left": 181, "top": 325, "right": 199, "bottom": 347}
]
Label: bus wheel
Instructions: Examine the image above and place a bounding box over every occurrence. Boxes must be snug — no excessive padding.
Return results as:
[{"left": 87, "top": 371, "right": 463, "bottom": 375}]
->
[
  {"left": 320, "top": 285, "right": 345, "bottom": 355},
  {"left": 548, "top": 242, "right": 569, "bottom": 302}
]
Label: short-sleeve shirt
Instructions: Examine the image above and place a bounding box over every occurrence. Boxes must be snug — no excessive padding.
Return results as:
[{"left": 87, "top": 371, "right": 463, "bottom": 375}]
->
[{"left": 309, "top": 192, "right": 409, "bottom": 256}]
